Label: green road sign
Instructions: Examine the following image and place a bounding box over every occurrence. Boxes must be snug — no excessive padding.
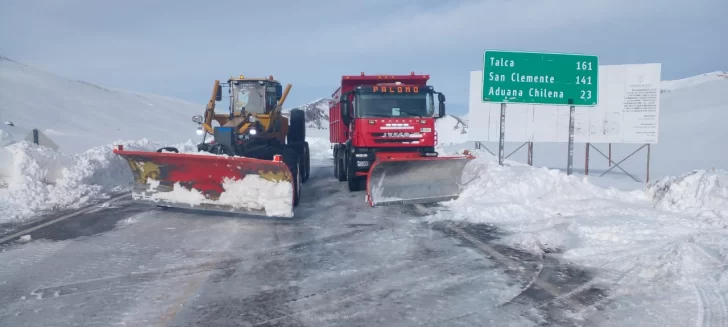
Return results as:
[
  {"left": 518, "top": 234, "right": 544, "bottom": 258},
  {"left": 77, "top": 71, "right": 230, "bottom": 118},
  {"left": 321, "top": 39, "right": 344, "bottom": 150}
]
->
[{"left": 481, "top": 50, "right": 599, "bottom": 106}]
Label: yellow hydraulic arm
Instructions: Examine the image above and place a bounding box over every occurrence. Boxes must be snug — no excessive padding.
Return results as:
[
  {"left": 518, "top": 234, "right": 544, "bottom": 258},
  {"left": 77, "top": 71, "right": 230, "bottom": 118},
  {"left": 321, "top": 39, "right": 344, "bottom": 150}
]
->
[{"left": 200, "top": 80, "right": 220, "bottom": 135}]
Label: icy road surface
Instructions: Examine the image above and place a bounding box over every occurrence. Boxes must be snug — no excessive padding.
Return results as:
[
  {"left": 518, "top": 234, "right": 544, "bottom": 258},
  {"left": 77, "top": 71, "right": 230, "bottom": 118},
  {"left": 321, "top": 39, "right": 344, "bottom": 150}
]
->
[{"left": 1, "top": 160, "right": 612, "bottom": 327}]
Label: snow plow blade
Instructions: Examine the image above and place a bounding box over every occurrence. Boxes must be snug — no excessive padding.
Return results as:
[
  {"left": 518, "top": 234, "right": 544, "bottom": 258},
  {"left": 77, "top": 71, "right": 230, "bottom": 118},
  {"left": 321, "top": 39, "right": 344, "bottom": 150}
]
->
[
  {"left": 366, "top": 155, "right": 475, "bottom": 207},
  {"left": 113, "top": 147, "right": 295, "bottom": 217}
]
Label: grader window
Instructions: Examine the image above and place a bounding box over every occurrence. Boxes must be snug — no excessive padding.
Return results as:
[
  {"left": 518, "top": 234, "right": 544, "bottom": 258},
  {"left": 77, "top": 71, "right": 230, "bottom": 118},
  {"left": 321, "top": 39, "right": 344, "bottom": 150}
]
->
[
  {"left": 266, "top": 86, "right": 278, "bottom": 111},
  {"left": 233, "top": 82, "right": 266, "bottom": 114}
]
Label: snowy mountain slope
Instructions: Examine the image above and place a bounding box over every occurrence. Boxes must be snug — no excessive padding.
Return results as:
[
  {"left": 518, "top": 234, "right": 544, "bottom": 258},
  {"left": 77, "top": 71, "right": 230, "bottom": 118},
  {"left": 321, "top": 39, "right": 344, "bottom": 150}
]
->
[
  {"left": 0, "top": 56, "right": 204, "bottom": 154},
  {"left": 284, "top": 98, "right": 330, "bottom": 139},
  {"left": 648, "top": 78, "right": 728, "bottom": 178},
  {"left": 661, "top": 70, "right": 728, "bottom": 93},
  {"left": 659, "top": 76, "right": 727, "bottom": 116}
]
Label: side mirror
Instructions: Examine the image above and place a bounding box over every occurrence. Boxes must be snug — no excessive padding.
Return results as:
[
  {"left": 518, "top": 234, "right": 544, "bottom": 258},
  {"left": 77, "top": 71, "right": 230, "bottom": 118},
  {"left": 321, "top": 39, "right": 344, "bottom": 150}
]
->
[
  {"left": 437, "top": 92, "right": 446, "bottom": 118},
  {"left": 192, "top": 115, "right": 203, "bottom": 124},
  {"left": 275, "top": 84, "right": 283, "bottom": 100},
  {"left": 340, "top": 97, "right": 351, "bottom": 126},
  {"left": 215, "top": 85, "right": 222, "bottom": 101}
]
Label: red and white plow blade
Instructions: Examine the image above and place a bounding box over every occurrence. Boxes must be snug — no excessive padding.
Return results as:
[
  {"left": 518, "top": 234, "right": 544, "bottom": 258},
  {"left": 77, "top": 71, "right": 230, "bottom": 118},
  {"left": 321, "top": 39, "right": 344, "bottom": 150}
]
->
[{"left": 113, "top": 148, "right": 296, "bottom": 217}]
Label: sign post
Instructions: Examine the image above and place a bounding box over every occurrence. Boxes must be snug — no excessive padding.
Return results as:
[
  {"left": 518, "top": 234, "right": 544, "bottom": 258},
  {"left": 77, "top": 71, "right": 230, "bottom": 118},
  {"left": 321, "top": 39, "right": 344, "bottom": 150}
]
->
[
  {"left": 567, "top": 100, "right": 576, "bottom": 175},
  {"left": 481, "top": 50, "right": 599, "bottom": 171},
  {"left": 499, "top": 103, "right": 506, "bottom": 165}
]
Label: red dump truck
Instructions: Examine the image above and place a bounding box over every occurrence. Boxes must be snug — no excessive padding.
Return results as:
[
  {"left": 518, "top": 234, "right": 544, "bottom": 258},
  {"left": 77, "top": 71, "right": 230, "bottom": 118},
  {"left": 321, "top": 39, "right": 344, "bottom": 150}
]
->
[{"left": 329, "top": 72, "right": 474, "bottom": 207}]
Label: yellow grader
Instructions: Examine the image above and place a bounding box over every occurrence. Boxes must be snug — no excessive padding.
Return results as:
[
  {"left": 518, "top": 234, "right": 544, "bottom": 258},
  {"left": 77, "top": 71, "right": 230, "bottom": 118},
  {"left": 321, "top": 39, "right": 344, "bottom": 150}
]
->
[{"left": 113, "top": 75, "right": 309, "bottom": 217}]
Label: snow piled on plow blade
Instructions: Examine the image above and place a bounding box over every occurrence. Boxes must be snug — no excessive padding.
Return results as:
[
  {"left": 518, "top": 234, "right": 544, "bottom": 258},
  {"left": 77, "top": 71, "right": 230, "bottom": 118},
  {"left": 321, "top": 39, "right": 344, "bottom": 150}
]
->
[
  {"left": 113, "top": 149, "right": 294, "bottom": 217},
  {"left": 367, "top": 156, "right": 474, "bottom": 206},
  {"left": 139, "top": 177, "right": 294, "bottom": 217}
]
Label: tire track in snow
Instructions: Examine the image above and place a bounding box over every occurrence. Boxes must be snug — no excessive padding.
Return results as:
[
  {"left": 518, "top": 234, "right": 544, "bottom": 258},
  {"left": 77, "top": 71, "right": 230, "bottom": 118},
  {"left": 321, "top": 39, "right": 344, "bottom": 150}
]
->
[
  {"left": 693, "top": 282, "right": 728, "bottom": 327},
  {"left": 435, "top": 221, "right": 617, "bottom": 326},
  {"left": 241, "top": 255, "right": 490, "bottom": 326},
  {"left": 175, "top": 232, "right": 478, "bottom": 326},
  {"left": 498, "top": 252, "right": 545, "bottom": 306}
]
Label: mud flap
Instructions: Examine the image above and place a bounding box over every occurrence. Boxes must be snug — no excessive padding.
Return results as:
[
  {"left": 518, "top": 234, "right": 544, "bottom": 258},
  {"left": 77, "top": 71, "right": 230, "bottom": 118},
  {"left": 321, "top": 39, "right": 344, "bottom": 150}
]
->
[
  {"left": 113, "top": 148, "right": 296, "bottom": 217},
  {"left": 366, "top": 156, "right": 475, "bottom": 207}
]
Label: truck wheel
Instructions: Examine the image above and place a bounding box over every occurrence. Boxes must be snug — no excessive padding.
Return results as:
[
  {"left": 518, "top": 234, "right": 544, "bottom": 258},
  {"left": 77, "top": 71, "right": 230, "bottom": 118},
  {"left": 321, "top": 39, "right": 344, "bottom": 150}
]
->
[
  {"left": 333, "top": 147, "right": 339, "bottom": 178},
  {"left": 336, "top": 150, "right": 347, "bottom": 182},
  {"left": 287, "top": 109, "right": 306, "bottom": 144},
  {"left": 346, "top": 153, "right": 363, "bottom": 192},
  {"left": 302, "top": 141, "right": 310, "bottom": 183}
]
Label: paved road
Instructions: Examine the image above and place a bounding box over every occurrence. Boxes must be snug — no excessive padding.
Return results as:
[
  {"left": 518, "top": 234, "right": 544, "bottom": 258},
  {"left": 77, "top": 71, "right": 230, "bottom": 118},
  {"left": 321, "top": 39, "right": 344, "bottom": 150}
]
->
[{"left": 0, "top": 159, "right": 605, "bottom": 326}]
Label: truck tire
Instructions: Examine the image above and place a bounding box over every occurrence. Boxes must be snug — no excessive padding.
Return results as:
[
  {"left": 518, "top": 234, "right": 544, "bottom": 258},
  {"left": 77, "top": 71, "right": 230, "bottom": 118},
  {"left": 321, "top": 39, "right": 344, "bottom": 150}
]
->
[
  {"left": 287, "top": 109, "right": 306, "bottom": 144},
  {"left": 336, "top": 149, "right": 347, "bottom": 182},
  {"left": 301, "top": 141, "right": 310, "bottom": 183},
  {"left": 333, "top": 146, "right": 339, "bottom": 178},
  {"left": 346, "top": 152, "right": 364, "bottom": 192}
]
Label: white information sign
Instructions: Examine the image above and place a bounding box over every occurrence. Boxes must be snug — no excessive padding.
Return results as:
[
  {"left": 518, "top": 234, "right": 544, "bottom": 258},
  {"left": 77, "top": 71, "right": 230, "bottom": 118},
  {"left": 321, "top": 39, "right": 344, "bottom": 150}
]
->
[{"left": 467, "top": 63, "right": 661, "bottom": 144}]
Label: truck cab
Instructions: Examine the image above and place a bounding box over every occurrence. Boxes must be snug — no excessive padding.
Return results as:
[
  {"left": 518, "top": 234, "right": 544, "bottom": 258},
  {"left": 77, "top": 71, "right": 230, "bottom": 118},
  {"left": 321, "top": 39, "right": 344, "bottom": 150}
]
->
[{"left": 329, "top": 72, "right": 446, "bottom": 191}]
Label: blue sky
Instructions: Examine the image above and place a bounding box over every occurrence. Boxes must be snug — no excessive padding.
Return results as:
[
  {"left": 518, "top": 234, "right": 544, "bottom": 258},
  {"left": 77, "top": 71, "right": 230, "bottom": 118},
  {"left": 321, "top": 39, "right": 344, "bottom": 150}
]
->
[{"left": 1, "top": 0, "right": 725, "bottom": 115}]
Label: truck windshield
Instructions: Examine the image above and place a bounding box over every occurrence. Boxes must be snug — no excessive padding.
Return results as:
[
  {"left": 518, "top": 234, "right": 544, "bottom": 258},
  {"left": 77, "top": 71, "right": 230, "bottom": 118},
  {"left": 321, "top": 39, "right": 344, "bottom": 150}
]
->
[
  {"left": 356, "top": 93, "right": 434, "bottom": 118},
  {"left": 232, "top": 82, "right": 266, "bottom": 114}
]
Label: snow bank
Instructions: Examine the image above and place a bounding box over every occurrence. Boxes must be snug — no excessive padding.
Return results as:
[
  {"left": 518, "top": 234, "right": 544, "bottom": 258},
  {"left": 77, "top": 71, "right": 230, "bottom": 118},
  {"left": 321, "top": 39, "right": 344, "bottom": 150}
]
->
[
  {"left": 646, "top": 169, "right": 728, "bottom": 220},
  {"left": 436, "top": 152, "right": 727, "bottom": 251},
  {"left": 434, "top": 152, "right": 643, "bottom": 251},
  {"left": 430, "top": 152, "right": 728, "bottom": 322},
  {"left": 0, "top": 136, "right": 332, "bottom": 223},
  {"left": 0, "top": 139, "right": 192, "bottom": 223},
  {"left": 307, "top": 137, "right": 333, "bottom": 160}
]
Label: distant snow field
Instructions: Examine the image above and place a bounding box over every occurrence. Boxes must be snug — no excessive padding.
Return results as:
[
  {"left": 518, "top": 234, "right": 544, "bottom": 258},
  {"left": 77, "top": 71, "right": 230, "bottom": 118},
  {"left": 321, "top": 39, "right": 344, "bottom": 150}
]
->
[{"left": 0, "top": 56, "right": 203, "bottom": 154}]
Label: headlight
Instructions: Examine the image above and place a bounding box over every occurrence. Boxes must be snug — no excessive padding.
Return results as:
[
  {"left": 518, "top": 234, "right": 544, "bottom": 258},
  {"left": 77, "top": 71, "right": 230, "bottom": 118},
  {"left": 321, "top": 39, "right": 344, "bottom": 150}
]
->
[
  {"left": 196, "top": 127, "right": 204, "bottom": 135},
  {"left": 249, "top": 128, "right": 257, "bottom": 135}
]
